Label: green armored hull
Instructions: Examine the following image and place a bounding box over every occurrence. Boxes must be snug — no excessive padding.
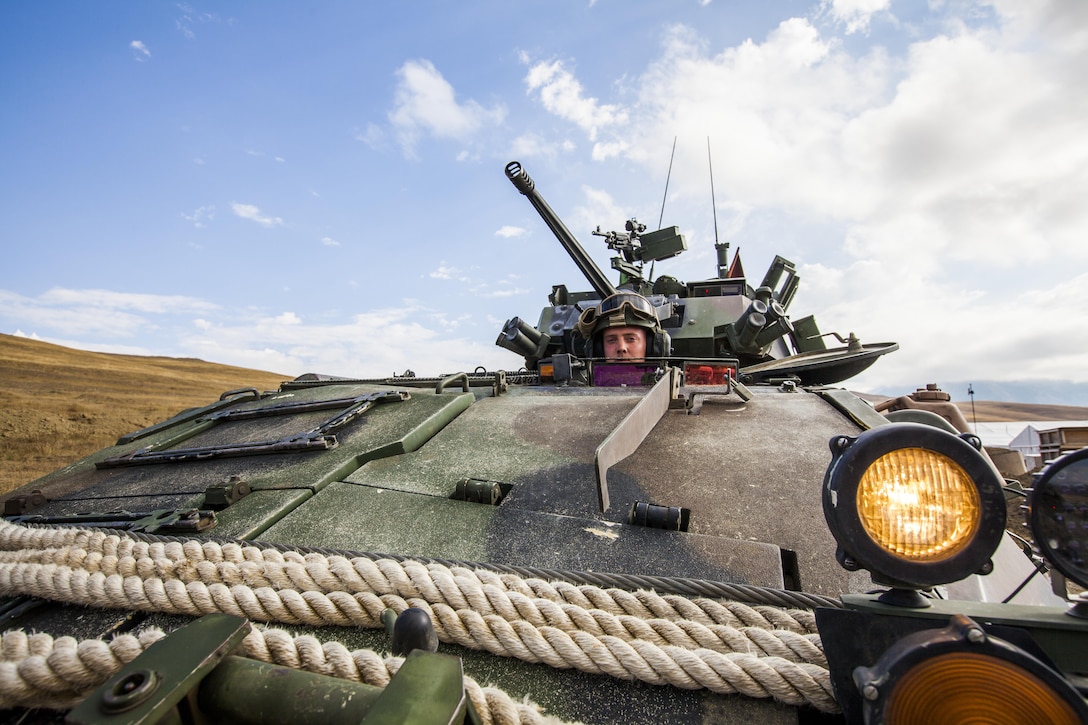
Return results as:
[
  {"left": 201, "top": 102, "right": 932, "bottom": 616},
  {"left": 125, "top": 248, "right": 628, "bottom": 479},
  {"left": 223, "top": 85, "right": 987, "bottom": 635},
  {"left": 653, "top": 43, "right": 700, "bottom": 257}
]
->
[{"left": 2, "top": 163, "right": 1085, "bottom": 724}]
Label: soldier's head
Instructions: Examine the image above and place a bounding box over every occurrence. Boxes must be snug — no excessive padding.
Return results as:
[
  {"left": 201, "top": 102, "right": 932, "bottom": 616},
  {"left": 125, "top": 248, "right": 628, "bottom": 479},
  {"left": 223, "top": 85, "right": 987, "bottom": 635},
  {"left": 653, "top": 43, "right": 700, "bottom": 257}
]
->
[{"left": 576, "top": 291, "right": 669, "bottom": 361}]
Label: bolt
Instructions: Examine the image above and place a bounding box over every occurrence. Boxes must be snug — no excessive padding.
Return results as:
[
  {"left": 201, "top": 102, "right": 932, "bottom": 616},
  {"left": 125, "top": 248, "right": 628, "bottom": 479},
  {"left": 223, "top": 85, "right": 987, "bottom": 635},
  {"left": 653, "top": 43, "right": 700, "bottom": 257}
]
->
[
  {"left": 862, "top": 684, "right": 879, "bottom": 701},
  {"left": 966, "top": 627, "right": 986, "bottom": 644},
  {"left": 101, "top": 669, "right": 159, "bottom": 712}
]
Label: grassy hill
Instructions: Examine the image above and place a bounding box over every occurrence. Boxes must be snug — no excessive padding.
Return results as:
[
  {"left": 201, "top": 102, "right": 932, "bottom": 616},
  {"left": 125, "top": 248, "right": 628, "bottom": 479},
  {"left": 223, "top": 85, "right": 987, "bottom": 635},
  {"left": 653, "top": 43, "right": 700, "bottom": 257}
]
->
[
  {"left": 851, "top": 391, "right": 1088, "bottom": 424},
  {"left": 0, "top": 333, "right": 289, "bottom": 495},
  {"left": 4, "top": 333, "right": 1088, "bottom": 496}
]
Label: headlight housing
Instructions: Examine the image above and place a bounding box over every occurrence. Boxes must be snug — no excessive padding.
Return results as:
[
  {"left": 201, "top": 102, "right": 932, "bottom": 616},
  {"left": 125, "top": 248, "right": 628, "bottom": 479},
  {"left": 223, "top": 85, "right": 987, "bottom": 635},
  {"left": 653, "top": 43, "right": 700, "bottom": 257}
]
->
[
  {"left": 1029, "top": 446, "right": 1088, "bottom": 591},
  {"left": 853, "top": 614, "right": 1087, "bottom": 725},
  {"left": 824, "top": 422, "right": 1007, "bottom": 592}
]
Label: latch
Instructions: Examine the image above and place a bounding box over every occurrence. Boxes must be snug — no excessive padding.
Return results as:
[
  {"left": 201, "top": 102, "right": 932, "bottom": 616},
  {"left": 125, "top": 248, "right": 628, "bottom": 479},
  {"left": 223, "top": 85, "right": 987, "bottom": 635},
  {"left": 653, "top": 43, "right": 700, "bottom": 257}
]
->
[
  {"left": 203, "top": 475, "right": 252, "bottom": 510},
  {"left": 3, "top": 489, "right": 48, "bottom": 516}
]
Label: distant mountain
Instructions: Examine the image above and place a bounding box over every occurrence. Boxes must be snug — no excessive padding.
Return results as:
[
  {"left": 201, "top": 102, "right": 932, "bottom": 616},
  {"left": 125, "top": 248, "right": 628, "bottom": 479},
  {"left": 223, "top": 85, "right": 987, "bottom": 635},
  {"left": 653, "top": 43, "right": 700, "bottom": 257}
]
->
[{"left": 869, "top": 380, "right": 1088, "bottom": 408}]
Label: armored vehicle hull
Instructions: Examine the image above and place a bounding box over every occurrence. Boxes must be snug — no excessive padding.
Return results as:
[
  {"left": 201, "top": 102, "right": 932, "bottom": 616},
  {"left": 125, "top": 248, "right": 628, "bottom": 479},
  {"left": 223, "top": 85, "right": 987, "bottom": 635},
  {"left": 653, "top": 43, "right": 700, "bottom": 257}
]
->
[{"left": 2, "top": 164, "right": 1085, "bottom": 724}]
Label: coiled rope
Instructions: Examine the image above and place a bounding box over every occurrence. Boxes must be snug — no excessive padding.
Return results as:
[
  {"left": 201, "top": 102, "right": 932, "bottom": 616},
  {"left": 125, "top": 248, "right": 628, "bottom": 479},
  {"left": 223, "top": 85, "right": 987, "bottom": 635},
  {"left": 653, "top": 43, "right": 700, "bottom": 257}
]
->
[{"left": 0, "top": 519, "right": 839, "bottom": 714}]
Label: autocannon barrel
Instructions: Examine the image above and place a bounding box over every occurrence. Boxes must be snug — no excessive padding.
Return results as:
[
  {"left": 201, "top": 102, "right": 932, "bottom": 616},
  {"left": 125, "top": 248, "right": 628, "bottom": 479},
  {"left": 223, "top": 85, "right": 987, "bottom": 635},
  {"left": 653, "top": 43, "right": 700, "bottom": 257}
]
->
[{"left": 505, "top": 161, "right": 617, "bottom": 300}]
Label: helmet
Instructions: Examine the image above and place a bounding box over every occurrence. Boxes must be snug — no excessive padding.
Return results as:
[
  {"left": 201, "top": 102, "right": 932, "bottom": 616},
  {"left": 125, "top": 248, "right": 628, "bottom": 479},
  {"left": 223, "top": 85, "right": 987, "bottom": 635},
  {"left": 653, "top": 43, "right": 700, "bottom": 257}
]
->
[{"left": 575, "top": 291, "right": 671, "bottom": 358}]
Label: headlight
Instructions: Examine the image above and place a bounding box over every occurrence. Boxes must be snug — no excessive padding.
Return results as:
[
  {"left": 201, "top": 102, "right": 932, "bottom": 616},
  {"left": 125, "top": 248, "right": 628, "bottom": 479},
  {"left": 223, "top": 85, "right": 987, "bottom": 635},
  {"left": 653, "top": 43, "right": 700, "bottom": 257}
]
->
[
  {"left": 853, "top": 614, "right": 1087, "bottom": 725},
  {"left": 824, "top": 423, "right": 1007, "bottom": 593},
  {"left": 1029, "top": 447, "right": 1088, "bottom": 591}
]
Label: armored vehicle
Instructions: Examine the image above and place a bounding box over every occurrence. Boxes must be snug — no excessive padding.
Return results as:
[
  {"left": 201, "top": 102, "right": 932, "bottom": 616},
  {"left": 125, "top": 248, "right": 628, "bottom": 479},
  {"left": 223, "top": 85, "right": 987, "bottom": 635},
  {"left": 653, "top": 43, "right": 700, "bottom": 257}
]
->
[{"left": 2, "top": 163, "right": 1086, "bottom": 723}]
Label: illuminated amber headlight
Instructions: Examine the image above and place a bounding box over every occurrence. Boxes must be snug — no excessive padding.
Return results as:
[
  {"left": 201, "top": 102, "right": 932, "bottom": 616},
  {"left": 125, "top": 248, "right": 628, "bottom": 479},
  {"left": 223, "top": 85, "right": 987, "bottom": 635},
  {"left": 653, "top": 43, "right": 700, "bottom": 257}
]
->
[
  {"left": 854, "top": 615, "right": 1088, "bottom": 724},
  {"left": 824, "top": 423, "right": 1006, "bottom": 589},
  {"left": 1029, "top": 447, "right": 1088, "bottom": 590}
]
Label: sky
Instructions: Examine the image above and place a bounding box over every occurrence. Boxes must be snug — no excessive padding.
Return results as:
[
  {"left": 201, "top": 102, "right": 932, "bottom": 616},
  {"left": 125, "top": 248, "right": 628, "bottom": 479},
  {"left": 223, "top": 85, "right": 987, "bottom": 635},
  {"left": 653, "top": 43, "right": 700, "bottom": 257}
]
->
[{"left": 2, "top": 0, "right": 1087, "bottom": 399}]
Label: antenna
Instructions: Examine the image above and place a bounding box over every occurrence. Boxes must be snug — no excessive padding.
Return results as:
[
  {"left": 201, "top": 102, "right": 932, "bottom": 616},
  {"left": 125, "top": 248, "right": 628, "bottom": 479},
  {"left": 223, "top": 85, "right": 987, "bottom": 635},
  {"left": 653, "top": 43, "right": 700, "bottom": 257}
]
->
[
  {"left": 658, "top": 137, "right": 676, "bottom": 229},
  {"left": 968, "top": 384, "right": 977, "bottom": 433},
  {"left": 709, "top": 137, "right": 730, "bottom": 278},
  {"left": 708, "top": 137, "right": 719, "bottom": 244}
]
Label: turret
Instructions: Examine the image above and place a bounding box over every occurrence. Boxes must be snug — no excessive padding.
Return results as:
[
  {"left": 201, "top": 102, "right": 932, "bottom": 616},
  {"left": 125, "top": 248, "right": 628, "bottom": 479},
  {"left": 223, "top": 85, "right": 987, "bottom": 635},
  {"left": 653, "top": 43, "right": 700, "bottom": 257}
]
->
[{"left": 497, "top": 161, "right": 897, "bottom": 385}]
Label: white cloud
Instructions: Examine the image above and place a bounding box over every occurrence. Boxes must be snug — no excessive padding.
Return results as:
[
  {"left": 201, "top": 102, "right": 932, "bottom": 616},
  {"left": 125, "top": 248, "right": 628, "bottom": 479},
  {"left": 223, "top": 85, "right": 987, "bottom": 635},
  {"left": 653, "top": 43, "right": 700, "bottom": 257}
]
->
[
  {"left": 523, "top": 59, "right": 629, "bottom": 141},
  {"left": 355, "top": 123, "right": 387, "bottom": 149},
  {"left": 569, "top": 185, "right": 632, "bottom": 237},
  {"left": 231, "top": 202, "right": 283, "bottom": 228},
  {"left": 181, "top": 205, "right": 214, "bottom": 228},
  {"left": 516, "top": 6, "right": 1088, "bottom": 389},
  {"left": 822, "top": 0, "right": 891, "bottom": 34},
  {"left": 810, "top": 265, "right": 1088, "bottom": 390},
  {"left": 0, "top": 288, "right": 218, "bottom": 340},
  {"left": 321, "top": 236, "right": 341, "bottom": 247},
  {"left": 388, "top": 60, "right": 506, "bottom": 157},
  {"left": 480, "top": 287, "right": 529, "bottom": 298},
  {"left": 508, "top": 132, "right": 572, "bottom": 158},
  {"left": 175, "top": 6, "right": 223, "bottom": 40},
  {"left": 495, "top": 226, "right": 526, "bottom": 238},
  {"left": 1, "top": 288, "right": 513, "bottom": 379},
  {"left": 176, "top": 304, "right": 512, "bottom": 378},
  {"left": 428, "top": 262, "right": 470, "bottom": 282},
  {"left": 38, "top": 288, "right": 216, "bottom": 313},
  {"left": 130, "top": 40, "right": 150, "bottom": 61}
]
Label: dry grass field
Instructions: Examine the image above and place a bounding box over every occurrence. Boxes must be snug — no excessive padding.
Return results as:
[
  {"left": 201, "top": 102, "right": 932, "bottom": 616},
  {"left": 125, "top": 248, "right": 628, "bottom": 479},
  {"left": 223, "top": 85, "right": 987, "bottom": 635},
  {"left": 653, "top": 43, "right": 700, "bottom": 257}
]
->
[
  {"left": 1, "top": 333, "right": 289, "bottom": 495},
  {"left": 4, "top": 332, "right": 1088, "bottom": 496}
]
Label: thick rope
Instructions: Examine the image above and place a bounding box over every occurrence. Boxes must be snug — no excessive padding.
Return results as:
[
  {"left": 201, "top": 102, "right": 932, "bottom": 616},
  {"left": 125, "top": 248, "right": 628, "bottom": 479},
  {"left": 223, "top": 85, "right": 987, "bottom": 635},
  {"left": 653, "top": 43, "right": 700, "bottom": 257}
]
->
[
  {"left": 0, "top": 625, "right": 565, "bottom": 725},
  {"left": 0, "top": 519, "right": 838, "bottom": 712}
]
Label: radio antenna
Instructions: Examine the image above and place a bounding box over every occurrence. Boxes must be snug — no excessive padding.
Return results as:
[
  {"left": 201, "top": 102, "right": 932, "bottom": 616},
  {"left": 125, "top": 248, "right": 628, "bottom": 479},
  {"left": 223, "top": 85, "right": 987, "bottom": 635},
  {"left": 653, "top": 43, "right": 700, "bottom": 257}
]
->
[
  {"left": 658, "top": 137, "right": 677, "bottom": 229},
  {"left": 708, "top": 137, "right": 719, "bottom": 244}
]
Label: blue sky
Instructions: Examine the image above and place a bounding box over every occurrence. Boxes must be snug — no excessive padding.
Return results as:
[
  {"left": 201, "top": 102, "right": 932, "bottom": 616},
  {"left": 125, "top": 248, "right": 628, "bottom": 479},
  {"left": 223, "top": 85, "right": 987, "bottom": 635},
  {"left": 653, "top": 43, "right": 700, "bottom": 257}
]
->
[{"left": 2, "top": 1, "right": 1086, "bottom": 395}]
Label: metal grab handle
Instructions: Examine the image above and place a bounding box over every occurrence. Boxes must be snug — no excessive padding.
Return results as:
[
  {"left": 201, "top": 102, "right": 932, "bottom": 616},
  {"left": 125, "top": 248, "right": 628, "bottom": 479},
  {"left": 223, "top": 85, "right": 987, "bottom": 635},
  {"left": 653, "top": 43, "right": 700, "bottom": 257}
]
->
[{"left": 436, "top": 373, "right": 470, "bottom": 394}]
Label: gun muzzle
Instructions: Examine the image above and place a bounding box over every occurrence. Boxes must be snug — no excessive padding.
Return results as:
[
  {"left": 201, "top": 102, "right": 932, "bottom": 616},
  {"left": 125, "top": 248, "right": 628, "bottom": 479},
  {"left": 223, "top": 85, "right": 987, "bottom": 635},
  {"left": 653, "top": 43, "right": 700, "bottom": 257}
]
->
[{"left": 496, "top": 317, "right": 548, "bottom": 359}]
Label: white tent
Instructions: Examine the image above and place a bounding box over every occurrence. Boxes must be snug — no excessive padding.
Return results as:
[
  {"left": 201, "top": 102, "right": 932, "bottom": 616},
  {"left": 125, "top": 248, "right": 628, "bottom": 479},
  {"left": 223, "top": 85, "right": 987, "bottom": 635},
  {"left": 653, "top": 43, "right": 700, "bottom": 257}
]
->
[{"left": 1005, "top": 422, "right": 1088, "bottom": 471}]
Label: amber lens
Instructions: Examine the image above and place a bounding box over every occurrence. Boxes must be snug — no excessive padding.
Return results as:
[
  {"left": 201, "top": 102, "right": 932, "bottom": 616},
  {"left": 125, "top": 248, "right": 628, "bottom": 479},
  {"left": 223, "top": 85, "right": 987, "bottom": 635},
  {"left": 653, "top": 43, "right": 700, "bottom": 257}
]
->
[
  {"left": 856, "top": 447, "right": 980, "bottom": 562},
  {"left": 884, "top": 652, "right": 1082, "bottom": 724}
]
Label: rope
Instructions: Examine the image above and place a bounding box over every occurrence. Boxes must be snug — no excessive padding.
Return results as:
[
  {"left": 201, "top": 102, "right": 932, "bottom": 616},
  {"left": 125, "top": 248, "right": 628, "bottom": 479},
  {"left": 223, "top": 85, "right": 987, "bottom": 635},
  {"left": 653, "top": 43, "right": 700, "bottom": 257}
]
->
[
  {"left": 0, "top": 626, "right": 565, "bottom": 724},
  {"left": 17, "top": 522, "right": 845, "bottom": 610},
  {"left": 0, "top": 519, "right": 839, "bottom": 713}
]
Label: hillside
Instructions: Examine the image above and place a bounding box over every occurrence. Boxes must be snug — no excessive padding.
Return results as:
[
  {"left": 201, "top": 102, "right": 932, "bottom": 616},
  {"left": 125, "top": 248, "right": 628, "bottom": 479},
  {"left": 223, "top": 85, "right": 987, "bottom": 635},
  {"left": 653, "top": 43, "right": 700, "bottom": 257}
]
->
[
  {"left": 852, "top": 391, "right": 1088, "bottom": 424},
  {"left": 3, "top": 333, "right": 1088, "bottom": 496},
  {"left": 0, "top": 333, "right": 289, "bottom": 494}
]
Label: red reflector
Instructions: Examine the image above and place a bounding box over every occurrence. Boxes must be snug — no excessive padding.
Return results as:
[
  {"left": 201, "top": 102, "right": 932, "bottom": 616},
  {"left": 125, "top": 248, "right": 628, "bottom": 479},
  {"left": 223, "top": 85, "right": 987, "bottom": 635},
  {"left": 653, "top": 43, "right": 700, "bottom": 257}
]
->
[{"left": 684, "top": 363, "right": 735, "bottom": 386}]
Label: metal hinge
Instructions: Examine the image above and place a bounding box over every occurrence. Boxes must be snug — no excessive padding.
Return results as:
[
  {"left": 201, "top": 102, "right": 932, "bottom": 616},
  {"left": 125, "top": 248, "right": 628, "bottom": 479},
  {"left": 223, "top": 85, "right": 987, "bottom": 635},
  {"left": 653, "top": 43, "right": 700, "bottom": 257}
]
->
[
  {"left": 5, "top": 508, "right": 217, "bottom": 534},
  {"left": 451, "top": 478, "right": 511, "bottom": 506}
]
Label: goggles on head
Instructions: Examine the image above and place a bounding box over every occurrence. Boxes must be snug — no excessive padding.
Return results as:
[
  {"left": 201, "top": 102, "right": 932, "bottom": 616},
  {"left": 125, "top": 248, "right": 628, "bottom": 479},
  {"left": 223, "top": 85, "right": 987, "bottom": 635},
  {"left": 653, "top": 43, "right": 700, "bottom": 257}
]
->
[
  {"left": 598, "top": 292, "right": 656, "bottom": 317},
  {"left": 576, "top": 292, "right": 660, "bottom": 339}
]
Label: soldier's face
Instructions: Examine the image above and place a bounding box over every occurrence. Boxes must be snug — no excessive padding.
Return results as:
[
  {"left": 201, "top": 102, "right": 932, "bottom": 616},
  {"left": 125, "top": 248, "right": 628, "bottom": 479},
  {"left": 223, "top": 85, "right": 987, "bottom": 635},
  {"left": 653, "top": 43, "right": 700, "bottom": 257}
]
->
[{"left": 602, "top": 326, "right": 647, "bottom": 361}]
